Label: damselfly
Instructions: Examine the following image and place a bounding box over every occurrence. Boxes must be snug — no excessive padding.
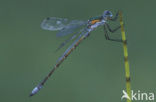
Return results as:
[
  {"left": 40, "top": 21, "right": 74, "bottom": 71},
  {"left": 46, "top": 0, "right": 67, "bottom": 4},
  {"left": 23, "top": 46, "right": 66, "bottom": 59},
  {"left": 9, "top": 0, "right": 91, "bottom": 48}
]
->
[{"left": 30, "top": 10, "right": 122, "bottom": 96}]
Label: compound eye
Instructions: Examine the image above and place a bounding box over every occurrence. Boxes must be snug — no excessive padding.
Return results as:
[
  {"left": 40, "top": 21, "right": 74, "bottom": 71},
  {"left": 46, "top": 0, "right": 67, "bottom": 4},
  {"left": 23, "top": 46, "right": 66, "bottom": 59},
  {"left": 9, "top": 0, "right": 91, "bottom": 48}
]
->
[
  {"left": 103, "top": 10, "right": 113, "bottom": 18},
  {"left": 106, "top": 11, "right": 110, "bottom": 15},
  {"left": 107, "top": 11, "right": 113, "bottom": 17}
]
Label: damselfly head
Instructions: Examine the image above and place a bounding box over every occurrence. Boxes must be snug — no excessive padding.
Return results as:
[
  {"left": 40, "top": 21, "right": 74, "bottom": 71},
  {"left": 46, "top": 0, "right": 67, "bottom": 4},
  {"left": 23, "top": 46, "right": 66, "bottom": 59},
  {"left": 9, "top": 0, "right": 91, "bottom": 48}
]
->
[{"left": 102, "top": 10, "right": 113, "bottom": 20}]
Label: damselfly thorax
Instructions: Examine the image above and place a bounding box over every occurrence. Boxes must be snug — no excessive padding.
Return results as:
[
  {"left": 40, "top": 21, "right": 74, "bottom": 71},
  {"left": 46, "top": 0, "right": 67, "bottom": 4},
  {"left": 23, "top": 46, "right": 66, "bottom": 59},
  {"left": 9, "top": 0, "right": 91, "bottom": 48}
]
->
[{"left": 88, "top": 19, "right": 106, "bottom": 31}]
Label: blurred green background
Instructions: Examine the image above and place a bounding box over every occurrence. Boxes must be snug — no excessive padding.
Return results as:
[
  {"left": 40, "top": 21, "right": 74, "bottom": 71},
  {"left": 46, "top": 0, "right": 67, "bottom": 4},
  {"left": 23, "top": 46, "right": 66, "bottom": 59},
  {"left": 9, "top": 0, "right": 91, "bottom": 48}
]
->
[{"left": 0, "top": 0, "right": 156, "bottom": 102}]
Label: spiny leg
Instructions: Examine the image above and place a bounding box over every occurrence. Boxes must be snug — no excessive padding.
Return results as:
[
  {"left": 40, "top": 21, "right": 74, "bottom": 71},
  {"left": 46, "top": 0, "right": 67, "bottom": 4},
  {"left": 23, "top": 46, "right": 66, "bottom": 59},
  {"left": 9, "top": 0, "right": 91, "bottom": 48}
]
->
[
  {"left": 105, "top": 23, "right": 121, "bottom": 33},
  {"left": 103, "top": 25, "right": 122, "bottom": 42}
]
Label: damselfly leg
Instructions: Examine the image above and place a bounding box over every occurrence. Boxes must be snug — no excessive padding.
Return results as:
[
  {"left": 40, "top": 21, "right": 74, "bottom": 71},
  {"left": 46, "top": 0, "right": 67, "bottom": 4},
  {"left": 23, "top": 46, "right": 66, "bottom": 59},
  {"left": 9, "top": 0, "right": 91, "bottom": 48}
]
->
[
  {"left": 105, "top": 23, "right": 121, "bottom": 33},
  {"left": 103, "top": 24, "right": 122, "bottom": 42}
]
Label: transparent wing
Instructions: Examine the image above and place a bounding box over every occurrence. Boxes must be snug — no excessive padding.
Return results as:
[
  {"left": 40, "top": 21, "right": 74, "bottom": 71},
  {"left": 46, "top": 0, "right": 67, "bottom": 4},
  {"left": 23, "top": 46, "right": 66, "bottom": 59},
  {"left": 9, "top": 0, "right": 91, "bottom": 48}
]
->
[
  {"left": 55, "top": 28, "right": 85, "bottom": 51},
  {"left": 41, "top": 17, "right": 87, "bottom": 37},
  {"left": 56, "top": 20, "right": 87, "bottom": 37},
  {"left": 41, "top": 17, "right": 69, "bottom": 31}
]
